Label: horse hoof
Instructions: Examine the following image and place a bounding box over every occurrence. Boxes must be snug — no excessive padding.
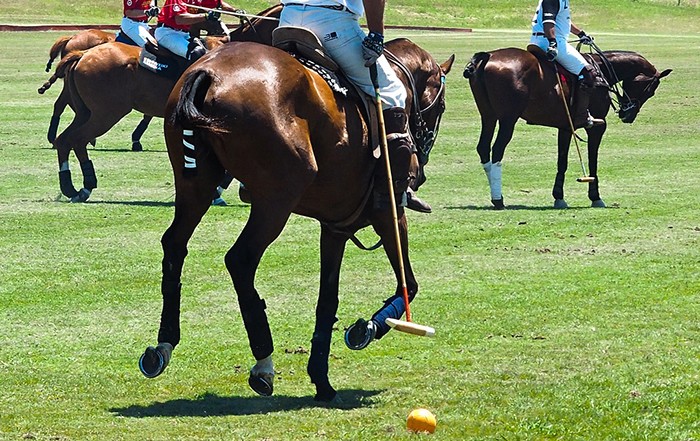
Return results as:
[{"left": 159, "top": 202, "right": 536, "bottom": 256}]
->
[
  {"left": 139, "top": 343, "right": 173, "bottom": 378},
  {"left": 132, "top": 141, "right": 143, "bottom": 152},
  {"left": 238, "top": 185, "right": 251, "bottom": 204},
  {"left": 591, "top": 199, "right": 606, "bottom": 208},
  {"left": 491, "top": 198, "right": 505, "bottom": 210},
  {"left": 248, "top": 374, "right": 274, "bottom": 396},
  {"left": 70, "top": 188, "right": 91, "bottom": 203},
  {"left": 313, "top": 382, "right": 337, "bottom": 402},
  {"left": 344, "top": 318, "right": 377, "bottom": 350},
  {"left": 553, "top": 199, "right": 569, "bottom": 209}
]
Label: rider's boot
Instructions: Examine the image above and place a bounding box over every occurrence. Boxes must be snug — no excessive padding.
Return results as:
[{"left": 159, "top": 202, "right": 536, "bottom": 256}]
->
[
  {"left": 573, "top": 66, "right": 606, "bottom": 129},
  {"left": 373, "top": 107, "right": 414, "bottom": 211},
  {"left": 186, "top": 38, "right": 206, "bottom": 64}
]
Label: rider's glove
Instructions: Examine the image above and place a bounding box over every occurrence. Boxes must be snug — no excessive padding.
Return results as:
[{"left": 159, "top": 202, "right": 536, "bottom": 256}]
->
[
  {"left": 145, "top": 6, "right": 159, "bottom": 17},
  {"left": 546, "top": 38, "right": 558, "bottom": 61},
  {"left": 577, "top": 30, "right": 593, "bottom": 45},
  {"left": 206, "top": 10, "right": 221, "bottom": 21},
  {"left": 362, "top": 31, "right": 384, "bottom": 67}
]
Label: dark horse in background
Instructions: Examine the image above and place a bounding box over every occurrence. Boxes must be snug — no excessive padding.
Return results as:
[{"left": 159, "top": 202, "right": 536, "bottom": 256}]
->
[
  {"left": 463, "top": 46, "right": 671, "bottom": 209},
  {"left": 48, "top": 4, "right": 281, "bottom": 202},
  {"left": 137, "top": 38, "right": 454, "bottom": 401}
]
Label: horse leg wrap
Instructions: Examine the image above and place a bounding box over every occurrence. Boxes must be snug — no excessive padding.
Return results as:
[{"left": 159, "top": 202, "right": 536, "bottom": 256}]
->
[
  {"left": 489, "top": 161, "right": 503, "bottom": 201},
  {"left": 58, "top": 168, "right": 79, "bottom": 199},
  {"left": 157, "top": 280, "right": 182, "bottom": 347},
  {"left": 80, "top": 160, "right": 97, "bottom": 190},
  {"left": 240, "top": 297, "right": 273, "bottom": 360},
  {"left": 371, "top": 292, "right": 416, "bottom": 340},
  {"left": 182, "top": 129, "right": 198, "bottom": 177},
  {"left": 48, "top": 115, "right": 60, "bottom": 143}
]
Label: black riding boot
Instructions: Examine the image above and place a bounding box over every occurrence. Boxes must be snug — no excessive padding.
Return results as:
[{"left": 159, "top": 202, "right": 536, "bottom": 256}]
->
[
  {"left": 574, "top": 66, "right": 606, "bottom": 129},
  {"left": 373, "top": 107, "right": 411, "bottom": 210}
]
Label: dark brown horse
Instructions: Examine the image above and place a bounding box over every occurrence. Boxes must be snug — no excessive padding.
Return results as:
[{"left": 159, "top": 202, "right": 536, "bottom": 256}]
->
[
  {"left": 137, "top": 39, "right": 454, "bottom": 401},
  {"left": 463, "top": 47, "right": 671, "bottom": 209},
  {"left": 50, "top": 5, "right": 281, "bottom": 202}
]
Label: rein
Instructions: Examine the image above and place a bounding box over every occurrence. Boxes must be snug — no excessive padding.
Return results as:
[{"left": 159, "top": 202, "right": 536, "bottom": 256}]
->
[{"left": 384, "top": 49, "right": 446, "bottom": 166}]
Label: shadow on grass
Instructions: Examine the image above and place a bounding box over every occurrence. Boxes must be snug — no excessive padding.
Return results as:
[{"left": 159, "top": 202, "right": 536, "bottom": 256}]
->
[
  {"left": 109, "top": 389, "right": 382, "bottom": 417},
  {"left": 445, "top": 205, "right": 619, "bottom": 211}
]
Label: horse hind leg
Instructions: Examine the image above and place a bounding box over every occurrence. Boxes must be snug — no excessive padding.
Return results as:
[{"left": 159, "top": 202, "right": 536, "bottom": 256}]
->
[
  {"left": 485, "top": 116, "right": 517, "bottom": 209},
  {"left": 140, "top": 156, "right": 224, "bottom": 378},
  {"left": 553, "top": 129, "right": 572, "bottom": 208},
  {"left": 226, "top": 187, "right": 306, "bottom": 397},
  {"left": 131, "top": 115, "right": 153, "bottom": 152}
]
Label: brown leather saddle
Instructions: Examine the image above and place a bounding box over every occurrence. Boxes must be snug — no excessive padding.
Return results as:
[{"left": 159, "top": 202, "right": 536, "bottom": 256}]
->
[
  {"left": 272, "top": 26, "right": 381, "bottom": 159},
  {"left": 527, "top": 44, "right": 579, "bottom": 104}
]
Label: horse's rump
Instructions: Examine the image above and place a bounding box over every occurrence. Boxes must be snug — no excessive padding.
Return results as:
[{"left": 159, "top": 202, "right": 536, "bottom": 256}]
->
[{"left": 169, "top": 41, "right": 374, "bottom": 222}]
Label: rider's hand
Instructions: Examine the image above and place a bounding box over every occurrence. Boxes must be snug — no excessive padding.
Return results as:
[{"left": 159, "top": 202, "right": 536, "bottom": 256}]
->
[
  {"left": 233, "top": 8, "right": 246, "bottom": 15},
  {"left": 206, "top": 10, "right": 221, "bottom": 21},
  {"left": 546, "top": 38, "right": 558, "bottom": 61},
  {"left": 145, "top": 6, "right": 159, "bottom": 17},
  {"left": 362, "top": 31, "right": 384, "bottom": 67},
  {"left": 577, "top": 30, "right": 593, "bottom": 45}
]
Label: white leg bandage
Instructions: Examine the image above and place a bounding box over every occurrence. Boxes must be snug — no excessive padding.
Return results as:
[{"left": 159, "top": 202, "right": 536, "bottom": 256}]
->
[{"left": 489, "top": 161, "right": 503, "bottom": 200}]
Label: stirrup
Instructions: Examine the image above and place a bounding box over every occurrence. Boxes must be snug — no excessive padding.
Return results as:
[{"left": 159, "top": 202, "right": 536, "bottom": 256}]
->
[{"left": 344, "top": 318, "right": 377, "bottom": 350}]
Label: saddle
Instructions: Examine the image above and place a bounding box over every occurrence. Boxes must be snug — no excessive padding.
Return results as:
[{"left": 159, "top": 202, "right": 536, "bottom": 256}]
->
[
  {"left": 527, "top": 44, "right": 579, "bottom": 105},
  {"left": 138, "top": 41, "right": 188, "bottom": 80},
  {"left": 272, "top": 26, "right": 381, "bottom": 159}
]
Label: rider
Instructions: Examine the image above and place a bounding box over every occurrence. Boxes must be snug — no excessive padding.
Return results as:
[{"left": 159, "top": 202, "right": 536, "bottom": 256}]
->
[
  {"left": 279, "top": 0, "right": 433, "bottom": 214},
  {"left": 120, "top": 0, "right": 159, "bottom": 47},
  {"left": 155, "top": 0, "right": 240, "bottom": 62},
  {"left": 530, "top": 0, "right": 606, "bottom": 129},
  {"left": 280, "top": 0, "right": 430, "bottom": 350}
]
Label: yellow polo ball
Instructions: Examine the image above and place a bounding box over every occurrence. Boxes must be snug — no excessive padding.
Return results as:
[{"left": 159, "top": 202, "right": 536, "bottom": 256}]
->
[{"left": 406, "top": 408, "right": 437, "bottom": 434}]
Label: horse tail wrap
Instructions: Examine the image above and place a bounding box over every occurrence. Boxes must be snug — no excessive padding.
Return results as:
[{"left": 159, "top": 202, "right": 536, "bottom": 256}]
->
[
  {"left": 46, "top": 36, "right": 71, "bottom": 72},
  {"left": 463, "top": 52, "right": 490, "bottom": 79},
  {"left": 174, "top": 69, "right": 227, "bottom": 177}
]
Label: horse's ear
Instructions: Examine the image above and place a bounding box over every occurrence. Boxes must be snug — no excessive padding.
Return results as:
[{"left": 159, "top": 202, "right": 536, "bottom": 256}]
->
[
  {"left": 658, "top": 69, "right": 672, "bottom": 79},
  {"left": 441, "top": 54, "right": 456, "bottom": 75}
]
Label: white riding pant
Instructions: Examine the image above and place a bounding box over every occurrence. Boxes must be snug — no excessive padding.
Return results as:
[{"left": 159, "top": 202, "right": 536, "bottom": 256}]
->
[
  {"left": 280, "top": 4, "right": 407, "bottom": 109},
  {"left": 120, "top": 17, "right": 152, "bottom": 48},
  {"left": 154, "top": 26, "right": 190, "bottom": 58},
  {"left": 530, "top": 34, "right": 587, "bottom": 75}
]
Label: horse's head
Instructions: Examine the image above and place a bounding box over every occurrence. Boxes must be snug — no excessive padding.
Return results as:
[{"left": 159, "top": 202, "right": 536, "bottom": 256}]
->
[
  {"left": 601, "top": 51, "right": 672, "bottom": 124},
  {"left": 618, "top": 68, "right": 672, "bottom": 123},
  {"left": 387, "top": 39, "right": 455, "bottom": 189}
]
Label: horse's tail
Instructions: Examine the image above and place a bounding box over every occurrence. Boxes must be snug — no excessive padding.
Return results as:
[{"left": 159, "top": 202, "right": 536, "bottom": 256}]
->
[
  {"left": 46, "top": 36, "right": 72, "bottom": 73},
  {"left": 173, "top": 69, "right": 229, "bottom": 134},
  {"left": 463, "top": 52, "right": 490, "bottom": 79},
  {"left": 38, "top": 50, "right": 84, "bottom": 94}
]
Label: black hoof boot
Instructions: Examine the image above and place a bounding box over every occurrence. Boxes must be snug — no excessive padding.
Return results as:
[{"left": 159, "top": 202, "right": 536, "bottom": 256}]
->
[
  {"left": 132, "top": 141, "right": 143, "bottom": 152},
  {"left": 139, "top": 343, "right": 173, "bottom": 378},
  {"left": 313, "top": 380, "right": 337, "bottom": 402},
  {"left": 344, "top": 318, "right": 377, "bottom": 350},
  {"left": 248, "top": 374, "right": 273, "bottom": 396}
]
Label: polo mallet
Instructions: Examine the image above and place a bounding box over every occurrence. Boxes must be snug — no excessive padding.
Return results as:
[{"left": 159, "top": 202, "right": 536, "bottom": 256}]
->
[
  {"left": 183, "top": 3, "right": 279, "bottom": 21},
  {"left": 369, "top": 63, "right": 435, "bottom": 338},
  {"left": 553, "top": 63, "right": 595, "bottom": 183}
]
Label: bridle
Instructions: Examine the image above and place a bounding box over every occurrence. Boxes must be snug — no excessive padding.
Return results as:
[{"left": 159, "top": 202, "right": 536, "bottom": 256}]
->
[
  {"left": 384, "top": 49, "right": 447, "bottom": 166},
  {"left": 583, "top": 42, "right": 660, "bottom": 120}
]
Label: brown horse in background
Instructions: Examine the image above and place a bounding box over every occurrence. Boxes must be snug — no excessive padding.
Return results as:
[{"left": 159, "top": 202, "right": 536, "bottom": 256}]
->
[
  {"left": 39, "top": 22, "right": 233, "bottom": 151},
  {"left": 136, "top": 38, "right": 454, "bottom": 401},
  {"left": 463, "top": 46, "right": 671, "bottom": 209},
  {"left": 51, "top": 4, "right": 282, "bottom": 202}
]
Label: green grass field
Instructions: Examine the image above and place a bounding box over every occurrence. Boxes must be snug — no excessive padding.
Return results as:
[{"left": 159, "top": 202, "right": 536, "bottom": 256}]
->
[{"left": 1, "top": 1, "right": 699, "bottom": 440}]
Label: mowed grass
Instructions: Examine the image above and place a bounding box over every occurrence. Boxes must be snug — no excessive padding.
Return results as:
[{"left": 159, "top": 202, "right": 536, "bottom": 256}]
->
[{"left": 1, "top": 6, "right": 700, "bottom": 441}]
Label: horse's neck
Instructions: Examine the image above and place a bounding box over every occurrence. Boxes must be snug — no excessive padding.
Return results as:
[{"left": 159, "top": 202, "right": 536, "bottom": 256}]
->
[
  {"left": 228, "top": 5, "right": 282, "bottom": 45},
  {"left": 600, "top": 51, "right": 654, "bottom": 83}
]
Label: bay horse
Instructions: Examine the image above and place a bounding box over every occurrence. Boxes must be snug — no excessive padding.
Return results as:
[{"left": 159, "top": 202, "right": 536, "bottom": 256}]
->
[
  {"left": 463, "top": 46, "right": 671, "bottom": 209},
  {"left": 49, "top": 4, "right": 281, "bottom": 202},
  {"left": 137, "top": 38, "right": 454, "bottom": 401}
]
